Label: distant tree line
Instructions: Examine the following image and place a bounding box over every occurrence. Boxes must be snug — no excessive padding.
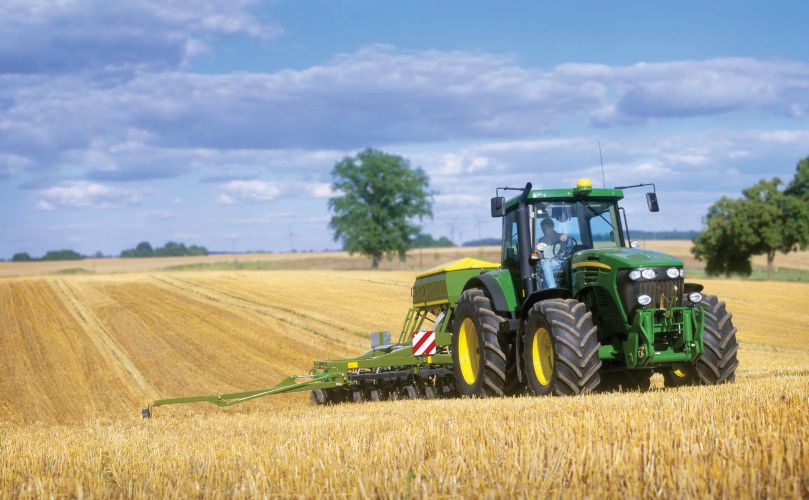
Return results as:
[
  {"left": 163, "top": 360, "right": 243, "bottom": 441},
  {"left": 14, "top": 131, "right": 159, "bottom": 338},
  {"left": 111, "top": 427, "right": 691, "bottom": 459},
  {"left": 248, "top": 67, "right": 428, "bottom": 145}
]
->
[
  {"left": 411, "top": 233, "right": 455, "bottom": 248},
  {"left": 630, "top": 230, "right": 700, "bottom": 240},
  {"left": 11, "top": 250, "right": 84, "bottom": 262},
  {"left": 120, "top": 241, "right": 208, "bottom": 258},
  {"left": 9, "top": 241, "right": 208, "bottom": 262}
]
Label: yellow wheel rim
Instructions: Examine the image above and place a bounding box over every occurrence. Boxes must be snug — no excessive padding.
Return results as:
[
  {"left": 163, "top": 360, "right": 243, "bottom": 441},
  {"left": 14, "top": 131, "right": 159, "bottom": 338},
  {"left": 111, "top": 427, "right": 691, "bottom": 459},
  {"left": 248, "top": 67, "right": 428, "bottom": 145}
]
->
[
  {"left": 672, "top": 367, "right": 688, "bottom": 378},
  {"left": 458, "top": 318, "right": 480, "bottom": 385},
  {"left": 532, "top": 327, "right": 554, "bottom": 386}
]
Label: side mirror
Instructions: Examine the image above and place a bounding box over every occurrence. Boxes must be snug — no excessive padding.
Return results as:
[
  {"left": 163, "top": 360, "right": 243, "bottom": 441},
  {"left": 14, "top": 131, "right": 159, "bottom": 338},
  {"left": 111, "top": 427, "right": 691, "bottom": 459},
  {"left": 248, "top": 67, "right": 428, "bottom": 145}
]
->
[
  {"left": 646, "top": 192, "right": 659, "bottom": 212},
  {"left": 491, "top": 197, "right": 506, "bottom": 217},
  {"left": 630, "top": 241, "right": 641, "bottom": 248}
]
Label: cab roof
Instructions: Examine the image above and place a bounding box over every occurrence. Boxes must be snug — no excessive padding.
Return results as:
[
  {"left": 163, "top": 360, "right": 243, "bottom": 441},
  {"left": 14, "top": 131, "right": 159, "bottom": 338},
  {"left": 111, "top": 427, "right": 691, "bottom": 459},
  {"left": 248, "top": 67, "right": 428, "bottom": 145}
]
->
[{"left": 505, "top": 187, "right": 624, "bottom": 210}]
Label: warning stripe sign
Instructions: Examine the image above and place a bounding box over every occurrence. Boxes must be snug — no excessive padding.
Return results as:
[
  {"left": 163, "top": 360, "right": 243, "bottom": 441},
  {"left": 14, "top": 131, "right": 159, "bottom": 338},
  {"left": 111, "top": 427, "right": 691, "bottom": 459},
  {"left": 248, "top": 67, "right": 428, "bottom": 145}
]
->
[{"left": 412, "top": 329, "right": 436, "bottom": 356}]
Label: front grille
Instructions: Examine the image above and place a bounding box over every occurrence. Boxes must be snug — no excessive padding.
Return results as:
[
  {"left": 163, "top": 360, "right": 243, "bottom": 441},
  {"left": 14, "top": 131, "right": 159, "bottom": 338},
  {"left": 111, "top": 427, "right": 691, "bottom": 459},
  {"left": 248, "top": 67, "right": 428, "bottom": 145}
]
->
[
  {"left": 582, "top": 269, "right": 600, "bottom": 286},
  {"left": 618, "top": 267, "right": 684, "bottom": 318}
]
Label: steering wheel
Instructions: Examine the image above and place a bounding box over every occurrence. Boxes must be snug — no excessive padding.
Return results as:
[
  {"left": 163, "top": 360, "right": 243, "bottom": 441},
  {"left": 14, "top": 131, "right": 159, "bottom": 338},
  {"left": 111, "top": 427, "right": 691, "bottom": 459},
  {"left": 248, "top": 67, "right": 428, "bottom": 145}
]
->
[{"left": 552, "top": 236, "right": 578, "bottom": 258}]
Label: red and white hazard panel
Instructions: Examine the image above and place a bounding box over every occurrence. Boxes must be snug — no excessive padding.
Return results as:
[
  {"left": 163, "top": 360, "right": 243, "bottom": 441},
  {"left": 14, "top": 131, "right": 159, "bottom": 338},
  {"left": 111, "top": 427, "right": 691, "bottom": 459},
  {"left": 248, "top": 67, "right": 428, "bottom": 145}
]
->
[{"left": 412, "top": 329, "right": 437, "bottom": 356}]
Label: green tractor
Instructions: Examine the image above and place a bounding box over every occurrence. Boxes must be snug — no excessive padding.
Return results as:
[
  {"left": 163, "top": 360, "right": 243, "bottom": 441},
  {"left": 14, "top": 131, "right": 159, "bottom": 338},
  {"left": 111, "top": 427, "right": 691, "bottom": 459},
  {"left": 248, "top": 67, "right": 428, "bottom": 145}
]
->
[{"left": 143, "top": 178, "right": 738, "bottom": 415}]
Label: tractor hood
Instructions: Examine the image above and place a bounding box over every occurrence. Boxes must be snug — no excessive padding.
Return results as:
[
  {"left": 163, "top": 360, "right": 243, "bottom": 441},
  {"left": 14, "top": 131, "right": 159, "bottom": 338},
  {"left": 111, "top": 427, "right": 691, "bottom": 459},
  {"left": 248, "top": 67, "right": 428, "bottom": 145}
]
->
[{"left": 573, "top": 247, "right": 683, "bottom": 270}]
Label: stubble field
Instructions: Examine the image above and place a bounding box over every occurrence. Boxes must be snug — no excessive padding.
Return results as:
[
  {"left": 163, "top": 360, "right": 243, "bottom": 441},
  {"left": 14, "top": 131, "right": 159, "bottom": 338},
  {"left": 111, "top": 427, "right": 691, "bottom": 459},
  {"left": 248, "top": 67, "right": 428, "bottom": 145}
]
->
[{"left": 1, "top": 267, "right": 808, "bottom": 497}]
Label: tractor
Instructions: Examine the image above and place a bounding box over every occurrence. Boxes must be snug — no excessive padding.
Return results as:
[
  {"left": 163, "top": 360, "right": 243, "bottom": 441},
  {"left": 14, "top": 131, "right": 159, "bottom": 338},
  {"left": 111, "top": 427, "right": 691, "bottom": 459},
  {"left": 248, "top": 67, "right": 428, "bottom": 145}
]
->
[{"left": 142, "top": 178, "right": 738, "bottom": 415}]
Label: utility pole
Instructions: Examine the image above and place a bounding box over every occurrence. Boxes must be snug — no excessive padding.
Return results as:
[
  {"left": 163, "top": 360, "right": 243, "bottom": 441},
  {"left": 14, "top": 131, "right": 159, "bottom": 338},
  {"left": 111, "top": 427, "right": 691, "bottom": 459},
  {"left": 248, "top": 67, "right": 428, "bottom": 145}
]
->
[
  {"left": 232, "top": 238, "right": 237, "bottom": 269},
  {"left": 287, "top": 227, "right": 297, "bottom": 253}
]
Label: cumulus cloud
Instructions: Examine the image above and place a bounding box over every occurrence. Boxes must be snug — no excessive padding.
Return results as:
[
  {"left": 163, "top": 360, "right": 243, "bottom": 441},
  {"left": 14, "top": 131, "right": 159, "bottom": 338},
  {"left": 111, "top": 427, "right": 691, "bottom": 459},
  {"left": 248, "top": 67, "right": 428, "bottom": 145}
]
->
[
  {"left": 305, "top": 183, "right": 334, "bottom": 198},
  {"left": 0, "top": 0, "right": 280, "bottom": 74},
  {"left": 582, "top": 58, "right": 809, "bottom": 126},
  {"left": 216, "top": 180, "right": 281, "bottom": 204},
  {"left": 1, "top": 45, "right": 807, "bottom": 186},
  {"left": 214, "top": 179, "right": 335, "bottom": 204},
  {"left": 35, "top": 181, "right": 142, "bottom": 210},
  {"left": 0, "top": 153, "right": 33, "bottom": 179}
]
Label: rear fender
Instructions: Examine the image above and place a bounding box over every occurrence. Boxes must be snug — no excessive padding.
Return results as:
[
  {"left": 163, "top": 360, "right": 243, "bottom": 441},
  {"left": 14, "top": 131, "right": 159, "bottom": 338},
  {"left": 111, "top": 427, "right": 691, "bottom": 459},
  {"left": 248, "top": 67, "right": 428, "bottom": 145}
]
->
[{"left": 464, "top": 273, "right": 511, "bottom": 316}]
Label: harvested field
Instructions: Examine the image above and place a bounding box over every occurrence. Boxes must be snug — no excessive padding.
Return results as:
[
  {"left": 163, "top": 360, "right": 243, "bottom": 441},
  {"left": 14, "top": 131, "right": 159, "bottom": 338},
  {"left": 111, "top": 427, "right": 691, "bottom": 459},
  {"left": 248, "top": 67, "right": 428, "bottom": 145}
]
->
[{"left": 1, "top": 270, "right": 808, "bottom": 497}]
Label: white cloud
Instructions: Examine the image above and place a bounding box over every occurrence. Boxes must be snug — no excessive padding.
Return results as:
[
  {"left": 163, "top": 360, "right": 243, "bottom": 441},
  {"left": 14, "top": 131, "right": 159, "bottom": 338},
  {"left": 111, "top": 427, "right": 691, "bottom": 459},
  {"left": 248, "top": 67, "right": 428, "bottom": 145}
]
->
[
  {"left": 35, "top": 181, "right": 142, "bottom": 210},
  {"left": 2, "top": 47, "right": 808, "bottom": 186},
  {"left": 216, "top": 180, "right": 281, "bottom": 205},
  {"left": 0, "top": 153, "right": 33, "bottom": 178},
  {"left": 305, "top": 183, "right": 333, "bottom": 198},
  {"left": 586, "top": 58, "right": 809, "bottom": 126},
  {"left": 0, "top": 0, "right": 280, "bottom": 74}
]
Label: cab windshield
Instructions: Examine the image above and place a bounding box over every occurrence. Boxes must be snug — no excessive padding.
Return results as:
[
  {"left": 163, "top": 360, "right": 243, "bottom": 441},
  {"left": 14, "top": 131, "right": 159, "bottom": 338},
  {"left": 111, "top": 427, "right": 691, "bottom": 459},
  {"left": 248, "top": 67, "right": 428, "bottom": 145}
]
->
[{"left": 533, "top": 200, "right": 623, "bottom": 253}]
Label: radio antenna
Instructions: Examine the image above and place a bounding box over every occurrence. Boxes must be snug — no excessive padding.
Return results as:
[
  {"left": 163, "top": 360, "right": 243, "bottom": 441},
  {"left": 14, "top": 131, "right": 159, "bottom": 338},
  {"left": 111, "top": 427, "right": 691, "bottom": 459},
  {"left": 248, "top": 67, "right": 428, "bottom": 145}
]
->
[{"left": 598, "top": 141, "right": 606, "bottom": 188}]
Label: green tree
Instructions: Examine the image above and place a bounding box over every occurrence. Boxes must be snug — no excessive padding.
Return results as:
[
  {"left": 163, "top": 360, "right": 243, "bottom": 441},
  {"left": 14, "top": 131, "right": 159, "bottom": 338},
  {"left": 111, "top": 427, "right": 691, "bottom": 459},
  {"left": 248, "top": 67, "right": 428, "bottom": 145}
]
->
[
  {"left": 42, "top": 249, "right": 84, "bottom": 261},
  {"left": 692, "top": 197, "right": 754, "bottom": 275},
  {"left": 329, "top": 149, "right": 432, "bottom": 268},
  {"left": 784, "top": 156, "right": 809, "bottom": 198},
  {"left": 121, "top": 241, "right": 154, "bottom": 258},
  {"left": 154, "top": 241, "right": 187, "bottom": 257},
  {"left": 11, "top": 252, "right": 32, "bottom": 262},
  {"left": 693, "top": 166, "right": 809, "bottom": 279},
  {"left": 411, "top": 232, "right": 455, "bottom": 248}
]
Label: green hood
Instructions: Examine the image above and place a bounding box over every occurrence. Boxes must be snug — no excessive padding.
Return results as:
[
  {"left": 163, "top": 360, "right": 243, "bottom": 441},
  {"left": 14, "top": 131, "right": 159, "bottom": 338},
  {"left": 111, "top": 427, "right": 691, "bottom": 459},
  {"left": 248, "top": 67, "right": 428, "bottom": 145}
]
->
[{"left": 573, "top": 247, "right": 683, "bottom": 270}]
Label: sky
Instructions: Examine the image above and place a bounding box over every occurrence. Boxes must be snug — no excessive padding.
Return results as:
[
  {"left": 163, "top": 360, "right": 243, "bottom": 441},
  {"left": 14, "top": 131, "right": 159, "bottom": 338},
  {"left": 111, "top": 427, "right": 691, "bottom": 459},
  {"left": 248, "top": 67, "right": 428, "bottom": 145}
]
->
[{"left": 1, "top": 0, "right": 808, "bottom": 257}]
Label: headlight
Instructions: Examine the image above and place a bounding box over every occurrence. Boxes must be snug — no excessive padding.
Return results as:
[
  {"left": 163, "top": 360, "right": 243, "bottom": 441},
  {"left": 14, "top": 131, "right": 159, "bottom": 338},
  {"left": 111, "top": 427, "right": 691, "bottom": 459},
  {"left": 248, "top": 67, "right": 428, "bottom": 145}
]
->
[
  {"left": 629, "top": 269, "right": 642, "bottom": 281},
  {"left": 637, "top": 294, "right": 652, "bottom": 306},
  {"left": 666, "top": 267, "right": 679, "bottom": 279},
  {"left": 641, "top": 268, "right": 657, "bottom": 280},
  {"left": 688, "top": 292, "right": 703, "bottom": 303},
  {"left": 679, "top": 269, "right": 685, "bottom": 278}
]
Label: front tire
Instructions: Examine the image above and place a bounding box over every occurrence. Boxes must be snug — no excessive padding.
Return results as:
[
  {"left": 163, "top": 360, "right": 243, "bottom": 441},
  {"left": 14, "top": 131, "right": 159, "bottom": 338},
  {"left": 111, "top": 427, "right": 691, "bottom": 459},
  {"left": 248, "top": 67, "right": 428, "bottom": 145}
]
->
[
  {"left": 663, "top": 294, "right": 739, "bottom": 387},
  {"left": 451, "top": 289, "right": 507, "bottom": 397},
  {"left": 695, "top": 295, "right": 739, "bottom": 384},
  {"left": 523, "top": 299, "right": 601, "bottom": 396}
]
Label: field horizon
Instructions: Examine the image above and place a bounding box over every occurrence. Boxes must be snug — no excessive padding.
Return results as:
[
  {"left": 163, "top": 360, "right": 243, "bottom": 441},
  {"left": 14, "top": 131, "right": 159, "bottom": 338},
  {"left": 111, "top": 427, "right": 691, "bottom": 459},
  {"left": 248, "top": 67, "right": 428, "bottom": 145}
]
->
[{"left": 3, "top": 239, "right": 809, "bottom": 281}]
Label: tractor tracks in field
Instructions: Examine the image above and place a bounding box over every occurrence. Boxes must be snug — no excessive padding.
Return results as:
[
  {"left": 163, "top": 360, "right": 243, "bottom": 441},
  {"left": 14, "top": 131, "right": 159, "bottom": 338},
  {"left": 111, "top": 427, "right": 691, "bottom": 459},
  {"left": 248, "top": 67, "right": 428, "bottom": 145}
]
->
[
  {"left": 149, "top": 275, "right": 364, "bottom": 347},
  {"left": 50, "top": 278, "right": 159, "bottom": 399}
]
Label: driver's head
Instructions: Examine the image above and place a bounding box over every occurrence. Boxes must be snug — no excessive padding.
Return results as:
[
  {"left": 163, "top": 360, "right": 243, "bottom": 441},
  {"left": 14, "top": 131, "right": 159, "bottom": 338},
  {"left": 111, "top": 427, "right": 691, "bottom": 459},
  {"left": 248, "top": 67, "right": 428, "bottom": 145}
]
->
[{"left": 540, "top": 218, "right": 555, "bottom": 235}]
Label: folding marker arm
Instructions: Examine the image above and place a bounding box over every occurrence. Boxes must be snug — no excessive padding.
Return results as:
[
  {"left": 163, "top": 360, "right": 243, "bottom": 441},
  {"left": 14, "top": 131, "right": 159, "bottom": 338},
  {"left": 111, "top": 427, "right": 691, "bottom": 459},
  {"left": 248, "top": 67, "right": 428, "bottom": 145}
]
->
[{"left": 141, "top": 372, "right": 345, "bottom": 418}]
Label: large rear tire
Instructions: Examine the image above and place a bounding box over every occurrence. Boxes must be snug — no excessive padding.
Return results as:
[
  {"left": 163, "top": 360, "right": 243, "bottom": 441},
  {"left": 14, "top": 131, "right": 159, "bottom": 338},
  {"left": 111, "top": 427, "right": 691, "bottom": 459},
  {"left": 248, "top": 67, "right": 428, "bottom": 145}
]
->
[
  {"left": 523, "top": 299, "right": 601, "bottom": 396},
  {"left": 451, "top": 289, "right": 507, "bottom": 397},
  {"left": 663, "top": 294, "right": 739, "bottom": 387}
]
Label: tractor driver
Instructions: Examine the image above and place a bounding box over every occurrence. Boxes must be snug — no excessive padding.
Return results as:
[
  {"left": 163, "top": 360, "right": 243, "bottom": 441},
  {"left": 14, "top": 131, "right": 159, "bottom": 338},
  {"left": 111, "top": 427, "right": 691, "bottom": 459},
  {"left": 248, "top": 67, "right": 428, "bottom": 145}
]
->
[{"left": 536, "top": 218, "right": 570, "bottom": 289}]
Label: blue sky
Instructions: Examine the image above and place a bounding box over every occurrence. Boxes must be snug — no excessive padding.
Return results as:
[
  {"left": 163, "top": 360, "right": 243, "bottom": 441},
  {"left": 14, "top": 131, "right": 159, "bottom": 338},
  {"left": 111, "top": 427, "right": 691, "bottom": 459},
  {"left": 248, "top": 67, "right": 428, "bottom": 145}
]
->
[{"left": 1, "top": 1, "right": 808, "bottom": 257}]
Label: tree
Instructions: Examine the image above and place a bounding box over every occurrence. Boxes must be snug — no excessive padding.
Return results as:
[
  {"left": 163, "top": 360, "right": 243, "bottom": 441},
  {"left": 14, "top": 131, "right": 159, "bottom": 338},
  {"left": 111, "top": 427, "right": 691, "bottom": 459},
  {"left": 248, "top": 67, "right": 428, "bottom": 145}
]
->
[
  {"left": 120, "top": 241, "right": 208, "bottom": 258},
  {"left": 329, "top": 149, "right": 432, "bottom": 268},
  {"left": 740, "top": 178, "right": 809, "bottom": 279},
  {"left": 121, "top": 241, "right": 154, "bottom": 258},
  {"left": 42, "top": 249, "right": 84, "bottom": 261},
  {"left": 411, "top": 232, "right": 455, "bottom": 248},
  {"left": 785, "top": 156, "right": 809, "bottom": 198},
  {"left": 12, "top": 252, "right": 32, "bottom": 262},
  {"left": 692, "top": 197, "right": 755, "bottom": 276},
  {"left": 693, "top": 163, "right": 809, "bottom": 279}
]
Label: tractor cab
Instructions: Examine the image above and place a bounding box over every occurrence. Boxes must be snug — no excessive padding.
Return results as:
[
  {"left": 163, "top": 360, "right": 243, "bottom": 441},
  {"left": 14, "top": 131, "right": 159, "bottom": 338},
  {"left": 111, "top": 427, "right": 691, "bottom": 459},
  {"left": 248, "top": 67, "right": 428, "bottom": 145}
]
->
[
  {"left": 494, "top": 178, "right": 628, "bottom": 296},
  {"left": 502, "top": 195, "right": 625, "bottom": 290}
]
